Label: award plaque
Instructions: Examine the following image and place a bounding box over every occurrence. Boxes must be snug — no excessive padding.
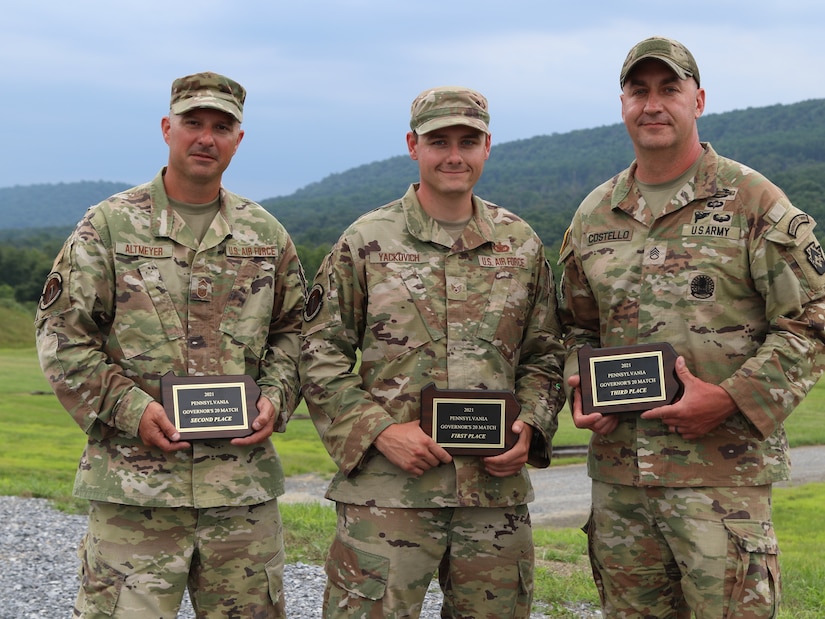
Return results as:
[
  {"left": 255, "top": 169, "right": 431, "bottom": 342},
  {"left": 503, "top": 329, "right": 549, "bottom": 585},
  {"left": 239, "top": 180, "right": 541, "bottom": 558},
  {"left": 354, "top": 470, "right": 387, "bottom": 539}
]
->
[
  {"left": 420, "top": 383, "right": 520, "bottom": 456},
  {"left": 578, "top": 343, "right": 681, "bottom": 415},
  {"left": 161, "top": 372, "right": 260, "bottom": 440}
]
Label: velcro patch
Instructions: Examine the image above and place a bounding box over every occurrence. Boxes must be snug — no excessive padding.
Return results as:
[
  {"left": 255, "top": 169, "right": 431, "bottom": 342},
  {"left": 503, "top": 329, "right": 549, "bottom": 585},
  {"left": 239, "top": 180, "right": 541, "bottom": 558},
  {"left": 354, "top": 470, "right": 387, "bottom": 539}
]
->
[
  {"left": 115, "top": 242, "right": 173, "bottom": 258},
  {"left": 303, "top": 283, "right": 324, "bottom": 322},
  {"left": 805, "top": 242, "right": 825, "bottom": 275},
  {"left": 39, "top": 272, "right": 63, "bottom": 311},
  {"left": 477, "top": 255, "right": 528, "bottom": 269},
  {"left": 788, "top": 213, "right": 811, "bottom": 239},
  {"left": 688, "top": 272, "right": 716, "bottom": 301}
]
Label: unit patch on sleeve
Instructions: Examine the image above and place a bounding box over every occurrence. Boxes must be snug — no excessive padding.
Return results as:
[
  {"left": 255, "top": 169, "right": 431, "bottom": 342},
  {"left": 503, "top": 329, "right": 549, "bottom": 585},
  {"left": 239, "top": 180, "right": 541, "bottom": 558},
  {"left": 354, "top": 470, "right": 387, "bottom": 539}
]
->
[
  {"left": 39, "top": 272, "right": 63, "bottom": 311},
  {"left": 303, "top": 283, "right": 324, "bottom": 322},
  {"left": 788, "top": 213, "right": 811, "bottom": 239},
  {"left": 805, "top": 242, "right": 825, "bottom": 275}
]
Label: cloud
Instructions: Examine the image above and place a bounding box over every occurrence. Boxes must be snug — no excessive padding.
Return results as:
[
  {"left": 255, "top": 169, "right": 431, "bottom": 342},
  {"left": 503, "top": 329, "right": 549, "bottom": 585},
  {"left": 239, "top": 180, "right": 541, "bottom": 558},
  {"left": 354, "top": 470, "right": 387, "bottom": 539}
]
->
[{"left": 2, "top": 1, "right": 825, "bottom": 200}]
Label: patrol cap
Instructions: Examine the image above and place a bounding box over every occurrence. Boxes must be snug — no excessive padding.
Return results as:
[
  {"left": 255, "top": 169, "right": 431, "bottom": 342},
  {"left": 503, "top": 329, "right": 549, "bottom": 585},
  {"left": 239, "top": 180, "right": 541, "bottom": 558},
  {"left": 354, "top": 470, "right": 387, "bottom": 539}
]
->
[
  {"left": 410, "top": 86, "right": 490, "bottom": 135},
  {"left": 170, "top": 71, "right": 246, "bottom": 122},
  {"left": 619, "top": 36, "right": 700, "bottom": 87}
]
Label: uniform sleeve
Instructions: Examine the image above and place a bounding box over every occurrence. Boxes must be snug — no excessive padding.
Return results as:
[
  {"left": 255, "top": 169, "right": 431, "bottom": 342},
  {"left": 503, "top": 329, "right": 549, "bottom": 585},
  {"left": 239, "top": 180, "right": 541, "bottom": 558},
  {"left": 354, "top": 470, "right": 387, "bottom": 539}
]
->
[
  {"left": 299, "top": 235, "right": 396, "bottom": 476},
  {"left": 721, "top": 202, "right": 825, "bottom": 438},
  {"left": 34, "top": 211, "right": 154, "bottom": 438},
  {"left": 557, "top": 213, "right": 603, "bottom": 402},
  {"left": 258, "top": 234, "right": 306, "bottom": 432},
  {"left": 514, "top": 248, "right": 566, "bottom": 468}
]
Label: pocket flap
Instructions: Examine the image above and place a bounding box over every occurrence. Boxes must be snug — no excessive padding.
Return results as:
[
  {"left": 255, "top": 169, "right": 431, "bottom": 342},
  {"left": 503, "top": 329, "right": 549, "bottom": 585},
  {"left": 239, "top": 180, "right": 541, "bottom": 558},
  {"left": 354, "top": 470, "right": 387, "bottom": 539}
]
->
[
  {"left": 324, "top": 538, "right": 389, "bottom": 601},
  {"left": 723, "top": 519, "right": 779, "bottom": 554}
]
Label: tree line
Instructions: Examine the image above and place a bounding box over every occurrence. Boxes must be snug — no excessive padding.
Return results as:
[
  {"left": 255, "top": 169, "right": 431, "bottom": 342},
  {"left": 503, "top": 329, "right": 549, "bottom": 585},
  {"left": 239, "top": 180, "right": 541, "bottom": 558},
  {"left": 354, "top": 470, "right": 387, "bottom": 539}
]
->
[{"left": 3, "top": 99, "right": 825, "bottom": 309}]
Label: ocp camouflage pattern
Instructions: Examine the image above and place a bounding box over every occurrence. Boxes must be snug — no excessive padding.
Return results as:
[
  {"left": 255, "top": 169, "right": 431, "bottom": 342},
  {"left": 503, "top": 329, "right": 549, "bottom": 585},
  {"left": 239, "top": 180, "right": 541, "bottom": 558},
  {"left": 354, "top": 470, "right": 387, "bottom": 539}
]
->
[
  {"left": 35, "top": 169, "right": 305, "bottom": 508},
  {"left": 558, "top": 143, "right": 825, "bottom": 487},
  {"left": 74, "top": 500, "right": 285, "bottom": 617},
  {"left": 300, "top": 184, "right": 565, "bottom": 508},
  {"left": 322, "top": 503, "right": 533, "bottom": 617}
]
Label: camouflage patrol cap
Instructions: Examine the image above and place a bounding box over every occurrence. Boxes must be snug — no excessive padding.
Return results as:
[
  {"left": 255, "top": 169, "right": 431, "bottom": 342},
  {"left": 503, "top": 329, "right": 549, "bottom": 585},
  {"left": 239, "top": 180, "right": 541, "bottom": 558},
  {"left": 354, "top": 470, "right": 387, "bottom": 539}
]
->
[
  {"left": 170, "top": 71, "right": 246, "bottom": 122},
  {"left": 410, "top": 86, "right": 490, "bottom": 135},
  {"left": 620, "top": 36, "right": 700, "bottom": 87}
]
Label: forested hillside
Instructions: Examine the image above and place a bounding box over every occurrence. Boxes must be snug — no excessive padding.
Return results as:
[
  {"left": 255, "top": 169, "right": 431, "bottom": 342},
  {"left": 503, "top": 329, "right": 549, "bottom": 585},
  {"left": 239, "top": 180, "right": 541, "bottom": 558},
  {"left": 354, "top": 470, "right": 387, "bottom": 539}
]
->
[
  {"left": 0, "top": 181, "right": 132, "bottom": 230},
  {"left": 2, "top": 98, "right": 825, "bottom": 307},
  {"left": 262, "top": 98, "right": 825, "bottom": 253}
]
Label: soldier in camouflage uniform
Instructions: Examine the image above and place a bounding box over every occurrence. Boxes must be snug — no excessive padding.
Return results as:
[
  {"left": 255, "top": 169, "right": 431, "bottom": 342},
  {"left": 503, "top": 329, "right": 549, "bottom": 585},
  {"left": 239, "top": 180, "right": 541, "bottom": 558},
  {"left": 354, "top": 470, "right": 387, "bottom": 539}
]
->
[
  {"left": 558, "top": 37, "right": 825, "bottom": 618},
  {"left": 299, "top": 86, "right": 565, "bottom": 618},
  {"left": 34, "top": 72, "right": 305, "bottom": 618}
]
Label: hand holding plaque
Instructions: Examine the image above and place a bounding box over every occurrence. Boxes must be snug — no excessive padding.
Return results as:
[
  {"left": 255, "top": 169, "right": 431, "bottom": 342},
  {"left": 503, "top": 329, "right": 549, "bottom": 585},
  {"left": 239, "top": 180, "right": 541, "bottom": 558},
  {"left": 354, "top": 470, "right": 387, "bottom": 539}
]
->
[
  {"left": 577, "top": 343, "right": 682, "bottom": 415},
  {"left": 161, "top": 372, "right": 261, "bottom": 440},
  {"left": 420, "top": 383, "right": 520, "bottom": 456}
]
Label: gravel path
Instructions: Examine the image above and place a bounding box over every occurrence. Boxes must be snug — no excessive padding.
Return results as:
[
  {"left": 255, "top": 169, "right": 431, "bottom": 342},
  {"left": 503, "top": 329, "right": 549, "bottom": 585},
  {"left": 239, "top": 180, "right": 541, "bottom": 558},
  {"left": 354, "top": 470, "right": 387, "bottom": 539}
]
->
[
  {"left": 0, "top": 494, "right": 574, "bottom": 618},
  {"left": 2, "top": 446, "right": 822, "bottom": 618}
]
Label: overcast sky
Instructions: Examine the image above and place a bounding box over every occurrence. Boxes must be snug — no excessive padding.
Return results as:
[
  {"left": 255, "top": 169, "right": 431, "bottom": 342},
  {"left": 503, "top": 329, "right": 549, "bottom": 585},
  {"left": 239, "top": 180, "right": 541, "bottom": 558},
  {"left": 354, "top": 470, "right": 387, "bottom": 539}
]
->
[{"left": 3, "top": 1, "right": 825, "bottom": 201}]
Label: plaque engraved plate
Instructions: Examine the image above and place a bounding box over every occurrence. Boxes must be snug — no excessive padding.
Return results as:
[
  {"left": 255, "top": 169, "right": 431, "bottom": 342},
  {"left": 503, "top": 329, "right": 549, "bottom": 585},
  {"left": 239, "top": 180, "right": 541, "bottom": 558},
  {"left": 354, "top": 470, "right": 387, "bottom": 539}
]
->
[
  {"left": 161, "top": 372, "right": 261, "bottom": 440},
  {"left": 420, "top": 383, "right": 520, "bottom": 456},
  {"left": 578, "top": 343, "right": 681, "bottom": 415}
]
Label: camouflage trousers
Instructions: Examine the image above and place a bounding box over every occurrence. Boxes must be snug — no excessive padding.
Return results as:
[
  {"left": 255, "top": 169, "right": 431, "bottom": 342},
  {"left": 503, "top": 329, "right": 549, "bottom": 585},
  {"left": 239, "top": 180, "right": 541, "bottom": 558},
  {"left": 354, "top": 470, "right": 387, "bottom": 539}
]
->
[
  {"left": 585, "top": 481, "right": 780, "bottom": 619},
  {"left": 72, "top": 499, "right": 285, "bottom": 619},
  {"left": 322, "top": 502, "right": 534, "bottom": 619}
]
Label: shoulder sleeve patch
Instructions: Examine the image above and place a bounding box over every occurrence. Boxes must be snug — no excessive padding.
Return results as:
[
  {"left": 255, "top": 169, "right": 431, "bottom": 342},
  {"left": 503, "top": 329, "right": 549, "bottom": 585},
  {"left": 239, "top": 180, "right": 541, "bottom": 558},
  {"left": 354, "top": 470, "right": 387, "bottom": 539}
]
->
[
  {"left": 38, "top": 272, "right": 64, "bottom": 311},
  {"left": 302, "top": 283, "right": 324, "bottom": 322},
  {"left": 764, "top": 204, "right": 817, "bottom": 248},
  {"left": 788, "top": 213, "right": 811, "bottom": 239},
  {"left": 804, "top": 242, "right": 825, "bottom": 275}
]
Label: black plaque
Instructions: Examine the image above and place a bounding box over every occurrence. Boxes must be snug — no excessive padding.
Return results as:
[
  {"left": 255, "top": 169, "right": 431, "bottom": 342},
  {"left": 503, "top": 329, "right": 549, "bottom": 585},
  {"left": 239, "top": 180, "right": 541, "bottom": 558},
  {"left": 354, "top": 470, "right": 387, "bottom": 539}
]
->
[
  {"left": 420, "top": 383, "right": 520, "bottom": 456},
  {"left": 161, "top": 372, "right": 261, "bottom": 440},
  {"left": 578, "top": 343, "right": 681, "bottom": 415}
]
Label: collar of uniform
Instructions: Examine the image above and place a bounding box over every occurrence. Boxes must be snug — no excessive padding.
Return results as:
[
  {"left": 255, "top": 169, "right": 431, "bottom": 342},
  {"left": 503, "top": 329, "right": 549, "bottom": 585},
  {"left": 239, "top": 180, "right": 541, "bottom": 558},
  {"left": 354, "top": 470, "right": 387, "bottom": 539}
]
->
[
  {"left": 401, "top": 184, "right": 497, "bottom": 249},
  {"left": 149, "top": 168, "right": 178, "bottom": 239},
  {"left": 611, "top": 142, "right": 720, "bottom": 218},
  {"left": 149, "top": 167, "right": 234, "bottom": 247}
]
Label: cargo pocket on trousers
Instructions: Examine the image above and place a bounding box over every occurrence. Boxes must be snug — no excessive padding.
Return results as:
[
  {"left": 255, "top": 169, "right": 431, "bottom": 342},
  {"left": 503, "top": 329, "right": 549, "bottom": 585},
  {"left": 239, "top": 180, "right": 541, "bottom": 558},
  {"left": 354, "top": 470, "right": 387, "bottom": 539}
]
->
[
  {"left": 723, "top": 519, "right": 780, "bottom": 617},
  {"left": 324, "top": 538, "right": 390, "bottom": 601},
  {"left": 77, "top": 533, "right": 126, "bottom": 616},
  {"left": 581, "top": 510, "right": 606, "bottom": 607},
  {"left": 517, "top": 557, "right": 533, "bottom": 598},
  {"left": 265, "top": 545, "right": 285, "bottom": 608}
]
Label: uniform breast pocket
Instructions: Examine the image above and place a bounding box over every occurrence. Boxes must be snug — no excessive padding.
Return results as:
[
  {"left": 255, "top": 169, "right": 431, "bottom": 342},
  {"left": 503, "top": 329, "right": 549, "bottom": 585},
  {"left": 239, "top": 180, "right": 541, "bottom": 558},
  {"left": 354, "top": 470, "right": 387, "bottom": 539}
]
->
[
  {"left": 113, "top": 261, "right": 184, "bottom": 359},
  {"left": 475, "top": 274, "right": 529, "bottom": 364},
  {"left": 219, "top": 259, "right": 276, "bottom": 360},
  {"left": 364, "top": 266, "right": 444, "bottom": 362}
]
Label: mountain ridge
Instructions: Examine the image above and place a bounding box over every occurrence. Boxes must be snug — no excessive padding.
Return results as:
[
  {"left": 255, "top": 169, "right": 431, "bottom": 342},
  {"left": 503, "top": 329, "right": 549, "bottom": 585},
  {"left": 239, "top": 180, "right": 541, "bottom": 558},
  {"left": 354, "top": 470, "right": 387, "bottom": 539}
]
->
[{"left": 3, "top": 98, "right": 825, "bottom": 253}]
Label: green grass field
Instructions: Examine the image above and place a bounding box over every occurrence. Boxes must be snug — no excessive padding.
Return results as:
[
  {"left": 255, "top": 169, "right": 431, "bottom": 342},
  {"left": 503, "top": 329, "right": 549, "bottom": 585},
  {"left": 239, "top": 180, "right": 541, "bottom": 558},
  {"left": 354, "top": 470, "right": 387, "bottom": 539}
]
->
[{"left": 2, "top": 348, "right": 823, "bottom": 617}]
